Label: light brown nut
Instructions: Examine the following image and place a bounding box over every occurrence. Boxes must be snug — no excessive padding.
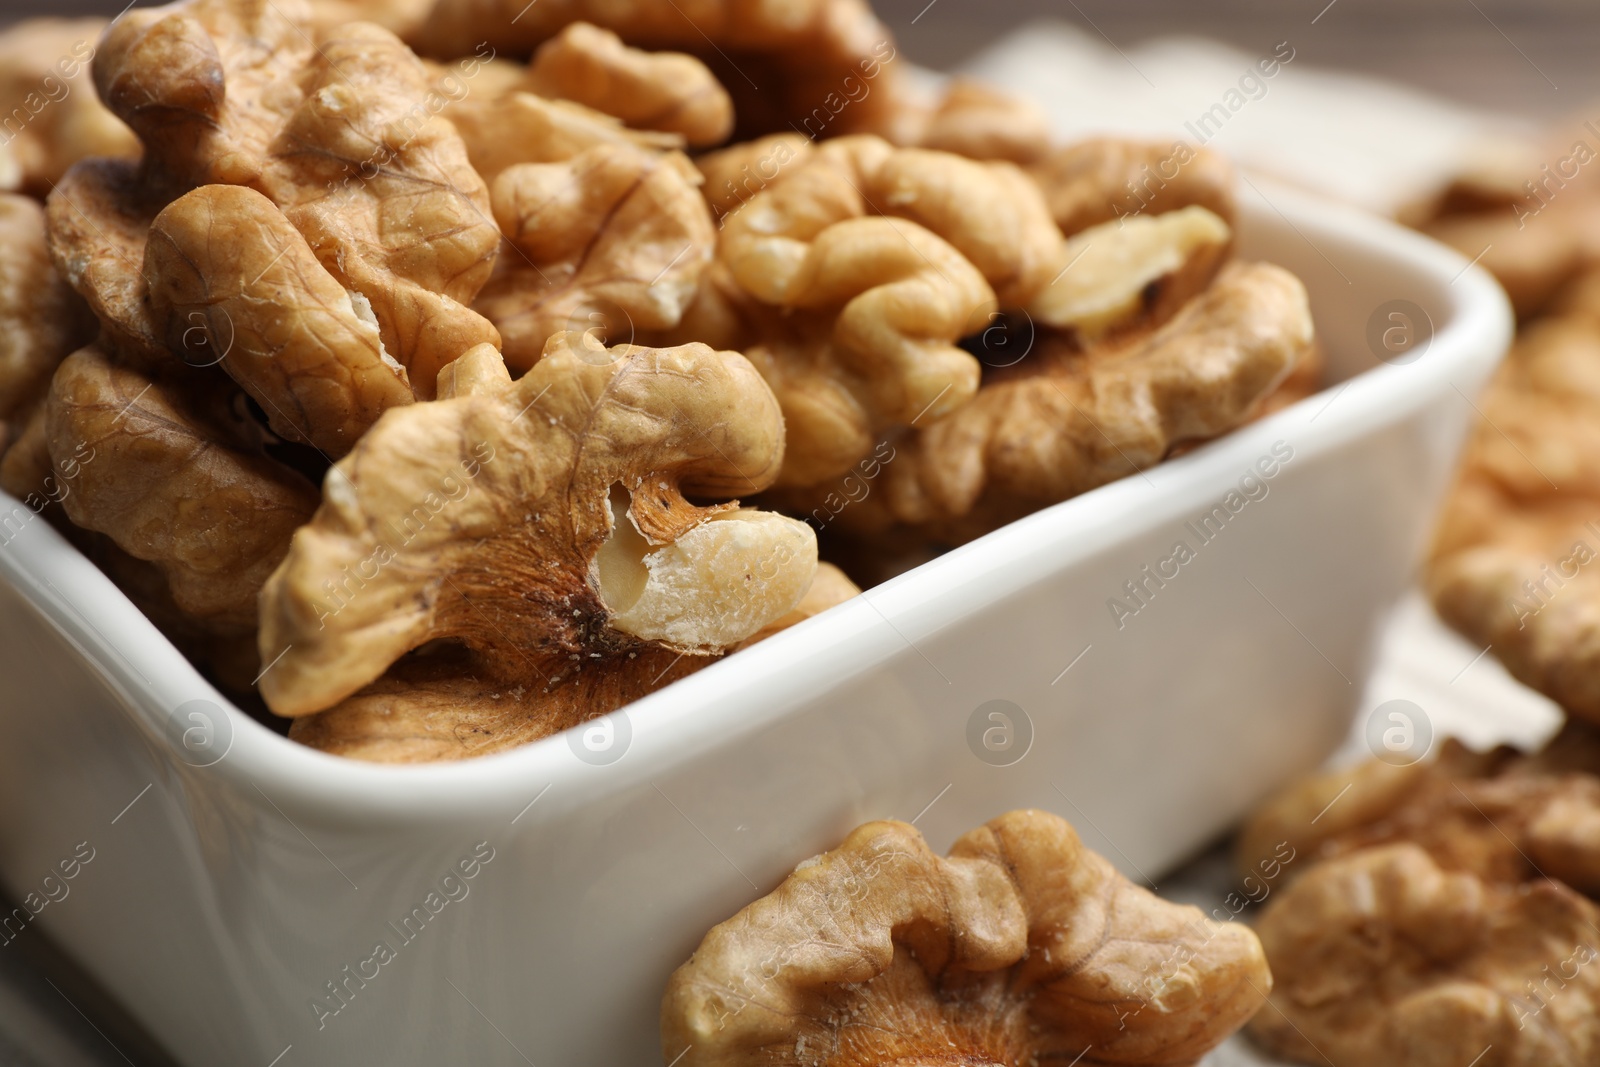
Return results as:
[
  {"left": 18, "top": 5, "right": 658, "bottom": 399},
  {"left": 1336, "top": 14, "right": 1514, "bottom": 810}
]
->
[
  {"left": 1428, "top": 317, "right": 1600, "bottom": 720},
  {"left": 881, "top": 260, "right": 1312, "bottom": 533},
  {"left": 1250, "top": 844, "right": 1600, "bottom": 1067},
  {"left": 77, "top": 0, "right": 500, "bottom": 393},
  {"left": 1028, "top": 137, "right": 1238, "bottom": 237},
  {"left": 473, "top": 142, "right": 716, "bottom": 372},
  {"left": 695, "top": 133, "right": 812, "bottom": 220},
  {"left": 0, "top": 194, "right": 93, "bottom": 424},
  {"left": 45, "top": 345, "right": 318, "bottom": 628},
  {"left": 0, "top": 19, "right": 138, "bottom": 196},
  {"left": 145, "top": 184, "right": 414, "bottom": 457},
  {"left": 46, "top": 159, "right": 169, "bottom": 368},
  {"left": 523, "top": 22, "right": 733, "bottom": 146},
  {"left": 258, "top": 337, "right": 816, "bottom": 738},
  {"left": 412, "top": 0, "right": 903, "bottom": 142},
  {"left": 892, "top": 76, "right": 1053, "bottom": 164},
  {"left": 661, "top": 809, "right": 1270, "bottom": 1067},
  {"left": 716, "top": 135, "right": 1069, "bottom": 485},
  {"left": 738, "top": 560, "right": 859, "bottom": 646},
  {"left": 1029, "top": 205, "right": 1233, "bottom": 339},
  {"left": 1237, "top": 732, "right": 1600, "bottom": 898},
  {"left": 1422, "top": 203, "right": 1592, "bottom": 320},
  {"left": 306, "top": 0, "right": 434, "bottom": 36},
  {"left": 445, "top": 91, "right": 685, "bottom": 183}
]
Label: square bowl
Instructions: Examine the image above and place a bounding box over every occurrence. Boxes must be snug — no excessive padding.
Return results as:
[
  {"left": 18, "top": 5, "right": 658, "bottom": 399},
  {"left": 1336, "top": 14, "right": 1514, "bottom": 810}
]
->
[{"left": 0, "top": 182, "right": 1510, "bottom": 1066}]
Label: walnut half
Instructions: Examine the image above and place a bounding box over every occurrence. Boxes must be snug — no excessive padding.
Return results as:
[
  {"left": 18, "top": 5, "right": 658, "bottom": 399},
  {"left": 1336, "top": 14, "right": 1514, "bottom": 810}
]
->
[{"left": 662, "top": 810, "right": 1269, "bottom": 1066}]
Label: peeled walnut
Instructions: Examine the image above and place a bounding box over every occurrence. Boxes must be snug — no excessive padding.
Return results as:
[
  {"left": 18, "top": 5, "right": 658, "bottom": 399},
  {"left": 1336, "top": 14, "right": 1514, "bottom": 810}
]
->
[
  {"left": 739, "top": 561, "right": 860, "bottom": 646},
  {"left": 1029, "top": 205, "right": 1233, "bottom": 339},
  {"left": 696, "top": 134, "right": 812, "bottom": 220},
  {"left": 893, "top": 76, "right": 1053, "bottom": 165},
  {"left": 876, "top": 260, "right": 1313, "bottom": 535},
  {"left": 259, "top": 337, "right": 817, "bottom": 759},
  {"left": 523, "top": 22, "right": 733, "bottom": 147},
  {"left": 0, "top": 195, "right": 93, "bottom": 428},
  {"left": 0, "top": 19, "right": 138, "bottom": 197},
  {"left": 1239, "top": 727, "right": 1600, "bottom": 899},
  {"left": 662, "top": 810, "right": 1270, "bottom": 1066},
  {"left": 1251, "top": 844, "right": 1600, "bottom": 1067},
  {"left": 66, "top": 0, "right": 500, "bottom": 392},
  {"left": 45, "top": 345, "right": 318, "bottom": 630},
  {"left": 1028, "top": 138, "right": 1238, "bottom": 237},
  {"left": 474, "top": 142, "right": 716, "bottom": 372},
  {"left": 1429, "top": 317, "right": 1600, "bottom": 720},
  {"left": 145, "top": 185, "right": 413, "bottom": 456},
  {"left": 713, "top": 135, "right": 1066, "bottom": 486},
  {"left": 412, "top": 0, "right": 905, "bottom": 143}
]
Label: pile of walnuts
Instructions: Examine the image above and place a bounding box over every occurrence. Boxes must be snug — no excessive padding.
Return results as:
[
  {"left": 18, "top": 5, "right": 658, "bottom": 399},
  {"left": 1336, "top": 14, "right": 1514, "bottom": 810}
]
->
[
  {"left": 1220, "top": 124, "right": 1600, "bottom": 1067},
  {"left": 0, "top": 0, "right": 1317, "bottom": 763}
]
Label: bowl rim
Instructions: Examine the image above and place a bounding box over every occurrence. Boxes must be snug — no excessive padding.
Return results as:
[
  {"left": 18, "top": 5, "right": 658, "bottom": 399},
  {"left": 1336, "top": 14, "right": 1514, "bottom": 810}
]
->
[{"left": 0, "top": 180, "right": 1513, "bottom": 821}]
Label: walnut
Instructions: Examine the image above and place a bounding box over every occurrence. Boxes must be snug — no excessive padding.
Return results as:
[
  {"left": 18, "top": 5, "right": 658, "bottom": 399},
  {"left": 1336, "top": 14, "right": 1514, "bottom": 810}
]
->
[
  {"left": 739, "top": 561, "right": 859, "bottom": 646},
  {"left": 1238, "top": 728, "right": 1600, "bottom": 899},
  {"left": 258, "top": 337, "right": 816, "bottom": 761},
  {"left": 1028, "top": 138, "right": 1238, "bottom": 237},
  {"left": 307, "top": 0, "right": 434, "bottom": 37},
  {"left": 45, "top": 345, "right": 318, "bottom": 631},
  {"left": 714, "top": 134, "right": 1065, "bottom": 486},
  {"left": 444, "top": 87, "right": 687, "bottom": 184},
  {"left": 695, "top": 134, "right": 812, "bottom": 221},
  {"left": 411, "top": 0, "right": 904, "bottom": 143},
  {"left": 473, "top": 141, "right": 716, "bottom": 372},
  {"left": 145, "top": 184, "right": 414, "bottom": 456},
  {"left": 1428, "top": 317, "right": 1600, "bottom": 720},
  {"left": 876, "top": 260, "right": 1313, "bottom": 536},
  {"left": 62, "top": 0, "right": 500, "bottom": 391},
  {"left": 0, "top": 194, "right": 93, "bottom": 427},
  {"left": 0, "top": 19, "right": 138, "bottom": 197},
  {"left": 1250, "top": 845, "right": 1600, "bottom": 1067},
  {"left": 661, "top": 809, "right": 1270, "bottom": 1066},
  {"left": 522, "top": 22, "right": 734, "bottom": 147},
  {"left": 1028, "top": 205, "right": 1233, "bottom": 339},
  {"left": 889, "top": 76, "right": 1053, "bottom": 164},
  {"left": 1422, "top": 198, "right": 1600, "bottom": 319}
]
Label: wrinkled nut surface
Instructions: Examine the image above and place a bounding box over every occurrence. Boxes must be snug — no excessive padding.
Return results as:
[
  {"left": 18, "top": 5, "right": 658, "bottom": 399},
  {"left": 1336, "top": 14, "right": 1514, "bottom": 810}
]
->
[
  {"left": 413, "top": 0, "right": 904, "bottom": 142},
  {"left": 0, "top": 19, "right": 139, "bottom": 196},
  {"left": 896, "top": 76, "right": 1053, "bottom": 164},
  {"left": 1239, "top": 728, "right": 1600, "bottom": 899},
  {"left": 1028, "top": 138, "right": 1238, "bottom": 237},
  {"left": 1429, "top": 317, "right": 1600, "bottom": 720},
  {"left": 880, "top": 260, "right": 1312, "bottom": 532},
  {"left": 145, "top": 184, "right": 413, "bottom": 456},
  {"left": 46, "top": 346, "right": 318, "bottom": 628},
  {"left": 1251, "top": 844, "right": 1600, "bottom": 1067},
  {"left": 0, "top": 194, "right": 92, "bottom": 423},
  {"left": 716, "top": 135, "right": 1069, "bottom": 485},
  {"left": 78, "top": 0, "right": 500, "bottom": 392},
  {"left": 1029, "top": 205, "right": 1233, "bottom": 339},
  {"left": 475, "top": 142, "right": 715, "bottom": 372},
  {"left": 259, "top": 336, "right": 815, "bottom": 729},
  {"left": 662, "top": 810, "right": 1270, "bottom": 1067},
  {"left": 524, "top": 22, "right": 734, "bottom": 146}
]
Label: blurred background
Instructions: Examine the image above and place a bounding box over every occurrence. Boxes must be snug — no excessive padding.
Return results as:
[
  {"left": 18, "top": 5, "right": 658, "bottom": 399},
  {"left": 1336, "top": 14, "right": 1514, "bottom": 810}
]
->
[{"left": 10, "top": 0, "right": 1599, "bottom": 115}]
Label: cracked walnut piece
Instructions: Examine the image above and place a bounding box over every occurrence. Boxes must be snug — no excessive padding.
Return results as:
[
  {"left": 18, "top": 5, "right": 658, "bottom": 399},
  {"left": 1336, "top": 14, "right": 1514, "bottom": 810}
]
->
[
  {"left": 0, "top": 19, "right": 138, "bottom": 197},
  {"left": 474, "top": 141, "right": 716, "bottom": 373},
  {"left": 412, "top": 0, "right": 905, "bottom": 142},
  {"left": 1028, "top": 138, "right": 1238, "bottom": 238},
  {"left": 259, "top": 337, "right": 816, "bottom": 760},
  {"left": 879, "top": 260, "right": 1312, "bottom": 534},
  {"left": 662, "top": 810, "right": 1269, "bottom": 1066},
  {"left": 1251, "top": 845, "right": 1600, "bottom": 1067},
  {"left": 71, "top": 0, "right": 499, "bottom": 392},
  {"left": 45, "top": 345, "right": 318, "bottom": 631},
  {"left": 1429, "top": 316, "right": 1600, "bottom": 721},
  {"left": 0, "top": 194, "right": 93, "bottom": 428},
  {"left": 523, "top": 22, "right": 734, "bottom": 147}
]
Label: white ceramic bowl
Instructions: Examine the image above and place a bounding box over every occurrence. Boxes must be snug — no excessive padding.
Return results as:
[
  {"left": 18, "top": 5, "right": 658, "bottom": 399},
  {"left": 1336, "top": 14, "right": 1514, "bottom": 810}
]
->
[{"left": 0, "top": 183, "right": 1509, "bottom": 1066}]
